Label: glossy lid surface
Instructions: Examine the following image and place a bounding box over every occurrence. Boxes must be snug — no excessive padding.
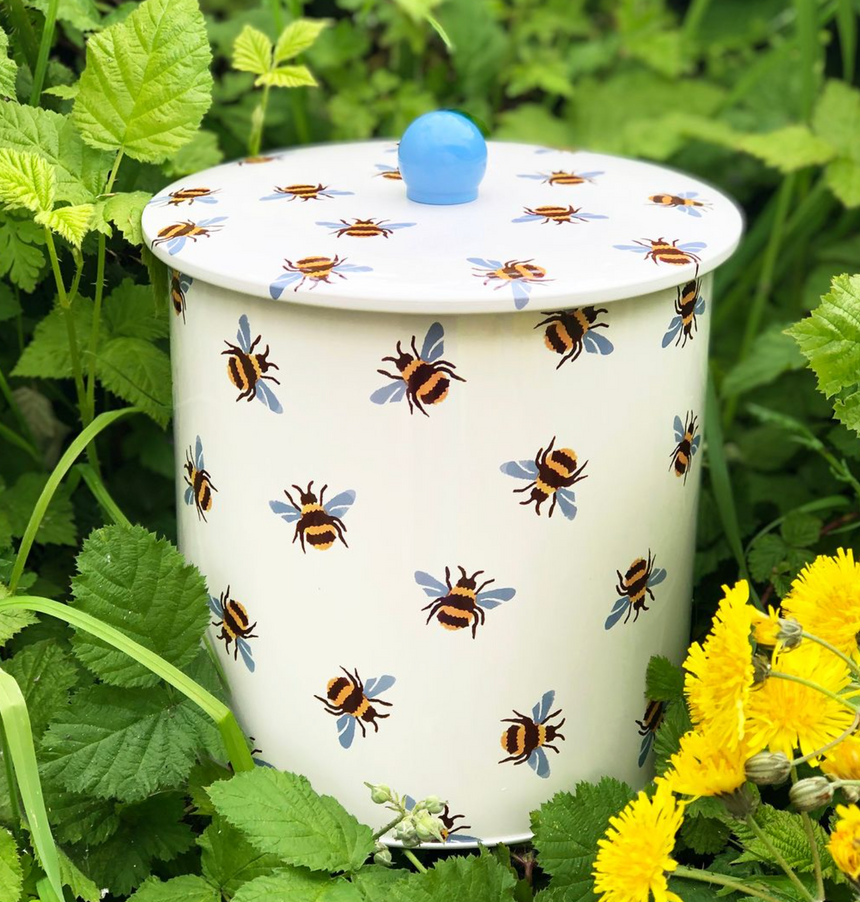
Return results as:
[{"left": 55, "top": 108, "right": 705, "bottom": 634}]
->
[{"left": 141, "top": 139, "right": 744, "bottom": 314}]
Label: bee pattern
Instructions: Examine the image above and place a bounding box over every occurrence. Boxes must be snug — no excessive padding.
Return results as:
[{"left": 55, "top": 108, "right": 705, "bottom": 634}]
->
[
  {"left": 269, "top": 481, "right": 355, "bottom": 552},
  {"left": 375, "top": 164, "right": 402, "bottom": 180},
  {"left": 512, "top": 205, "right": 607, "bottom": 226},
  {"left": 469, "top": 258, "right": 552, "bottom": 310},
  {"left": 636, "top": 700, "right": 665, "bottom": 767},
  {"left": 370, "top": 322, "right": 465, "bottom": 416},
  {"left": 606, "top": 551, "right": 667, "bottom": 630},
  {"left": 415, "top": 567, "right": 516, "bottom": 638},
  {"left": 662, "top": 280, "right": 705, "bottom": 348},
  {"left": 537, "top": 307, "right": 613, "bottom": 367},
  {"left": 269, "top": 255, "right": 373, "bottom": 298},
  {"left": 648, "top": 192, "right": 711, "bottom": 217},
  {"left": 209, "top": 587, "right": 257, "bottom": 672},
  {"left": 222, "top": 315, "right": 282, "bottom": 413},
  {"left": 403, "top": 796, "right": 477, "bottom": 843},
  {"left": 170, "top": 270, "right": 192, "bottom": 323},
  {"left": 315, "top": 667, "right": 395, "bottom": 748},
  {"left": 152, "top": 187, "right": 220, "bottom": 207},
  {"left": 316, "top": 217, "right": 416, "bottom": 238},
  {"left": 239, "top": 155, "right": 278, "bottom": 165},
  {"left": 501, "top": 436, "right": 587, "bottom": 520},
  {"left": 260, "top": 183, "right": 354, "bottom": 202},
  {"left": 151, "top": 217, "right": 227, "bottom": 255},
  {"left": 183, "top": 436, "right": 217, "bottom": 521},
  {"left": 613, "top": 237, "right": 706, "bottom": 272},
  {"left": 670, "top": 412, "right": 700, "bottom": 483},
  {"left": 517, "top": 170, "right": 603, "bottom": 186},
  {"left": 499, "top": 690, "right": 566, "bottom": 778}
]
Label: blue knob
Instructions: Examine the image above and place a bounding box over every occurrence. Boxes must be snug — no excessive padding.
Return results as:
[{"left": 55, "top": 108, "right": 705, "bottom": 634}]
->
[{"left": 398, "top": 111, "right": 487, "bottom": 205}]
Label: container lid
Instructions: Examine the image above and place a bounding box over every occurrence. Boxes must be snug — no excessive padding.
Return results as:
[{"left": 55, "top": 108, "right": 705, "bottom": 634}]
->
[{"left": 141, "top": 121, "right": 743, "bottom": 315}]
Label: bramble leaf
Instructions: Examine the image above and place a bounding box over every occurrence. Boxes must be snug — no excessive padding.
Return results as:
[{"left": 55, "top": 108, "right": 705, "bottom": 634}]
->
[
  {"left": 162, "top": 130, "right": 223, "bottom": 178},
  {"left": 199, "top": 815, "right": 283, "bottom": 898},
  {"left": 654, "top": 700, "right": 692, "bottom": 776},
  {"left": 0, "top": 148, "right": 55, "bottom": 213},
  {"left": 0, "top": 28, "right": 18, "bottom": 99},
  {"left": 5, "top": 639, "right": 79, "bottom": 737},
  {"left": 103, "top": 191, "right": 153, "bottom": 245},
  {"left": 825, "top": 158, "right": 860, "bottom": 208},
  {"left": 387, "top": 853, "right": 516, "bottom": 902},
  {"left": 274, "top": 19, "right": 328, "bottom": 63},
  {"left": 0, "top": 214, "right": 46, "bottom": 291},
  {"left": 233, "top": 25, "right": 273, "bottom": 76},
  {"left": 0, "top": 828, "right": 22, "bottom": 902},
  {"left": 130, "top": 875, "right": 220, "bottom": 902},
  {"left": 737, "top": 126, "right": 835, "bottom": 174},
  {"left": 1, "top": 472, "right": 77, "bottom": 545},
  {"left": 680, "top": 815, "right": 731, "bottom": 855},
  {"left": 256, "top": 66, "right": 318, "bottom": 88},
  {"left": 25, "top": 0, "right": 102, "bottom": 32},
  {"left": 73, "top": 0, "right": 213, "bottom": 162},
  {"left": 645, "top": 655, "right": 684, "bottom": 702},
  {"left": 12, "top": 298, "right": 99, "bottom": 380},
  {"left": 102, "top": 278, "right": 168, "bottom": 341},
  {"left": 813, "top": 80, "right": 860, "bottom": 162},
  {"left": 35, "top": 202, "right": 94, "bottom": 246},
  {"left": 723, "top": 324, "right": 806, "bottom": 396},
  {"left": 208, "top": 769, "right": 377, "bottom": 874},
  {"left": 231, "top": 869, "right": 360, "bottom": 902},
  {"left": 95, "top": 336, "right": 172, "bottom": 426}
]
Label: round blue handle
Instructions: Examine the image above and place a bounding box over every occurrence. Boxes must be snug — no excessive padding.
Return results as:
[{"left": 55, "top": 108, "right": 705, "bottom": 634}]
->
[{"left": 398, "top": 111, "right": 487, "bottom": 205}]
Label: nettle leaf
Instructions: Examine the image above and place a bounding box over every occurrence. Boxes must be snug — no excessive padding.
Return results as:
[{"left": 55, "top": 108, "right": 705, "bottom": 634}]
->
[
  {"left": 813, "top": 80, "right": 860, "bottom": 162},
  {"left": 13, "top": 298, "right": 99, "bottom": 380},
  {"left": 274, "top": 19, "right": 328, "bottom": 63},
  {"left": 35, "top": 202, "right": 94, "bottom": 246},
  {"left": 530, "top": 777, "right": 635, "bottom": 901},
  {"left": 680, "top": 815, "right": 731, "bottom": 855},
  {"left": 389, "top": 852, "right": 516, "bottom": 902},
  {"left": 780, "top": 511, "right": 821, "bottom": 548},
  {"left": 737, "top": 125, "right": 835, "bottom": 174},
  {"left": 0, "top": 214, "right": 46, "bottom": 291},
  {"left": 5, "top": 639, "right": 79, "bottom": 737},
  {"left": 654, "top": 700, "right": 692, "bottom": 776},
  {"left": 199, "top": 815, "right": 283, "bottom": 898},
  {"left": 131, "top": 875, "right": 220, "bottom": 902},
  {"left": 71, "top": 525, "right": 209, "bottom": 687},
  {"left": 56, "top": 845, "right": 100, "bottom": 902},
  {"left": 103, "top": 191, "right": 153, "bottom": 245},
  {"left": 163, "top": 130, "right": 223, "bottom": 178},
  {"left": 231, "top": 869, "right": 357, "bottom": 902},
  {"left": 0, "top": 606, "right": 38, "bottom": 649},
  {"left": 787, "top": 274, "right": 860, "bottom": 435},
  {"left": 73, "top": 0, "right": 213, "bottom": 162},
  {"left": 208, "top": 769, "right": 377, "bottom": 874},
  {"left": 44, "top": 789, "right": 120, "bottom": 845},
  {"left": 256, "top": 66, "right": 318, "bottom": 88},
  {"left": 825, "top": 158, "right": 860, "bottom": 208},
  {"left": 0, "top": 28, "right": 18, "bottom": 98},
  {"left": 233, "top": 25, "right": 273, "bottom": 76},
  {"left": 1, "top": 472, "right": 77, "bottom": 546},
  {"left": 103, "top": 278, "right": 168, "bottom": 341},
  {"left": 95, "top": 336, "right": 172, "bottom": 427},
  {"left": 0, "top": 827, "right": 22, "bottom": 902},
  {"left": 0, "top": 147, "right": 55, "bottom": 213},
  {"left": 352, "top": 867, "right": 409, "bottom": 901},
  {"left": 645, "top": 655, "right": 684, "bottom": 702}
]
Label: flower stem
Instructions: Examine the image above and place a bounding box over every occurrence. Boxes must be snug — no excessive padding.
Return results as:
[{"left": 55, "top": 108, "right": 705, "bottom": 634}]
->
[
  {"left": 792, "top": 767, "right": 825, "bottom": 902},
  {"left": 769, "top": 670, "right": 859, "bottom": 715},
  {"left": 801, "top": 631, "right": 860, "bottom": 681},
  {"left": 793, "top": 714, "right": 860, "bottom": 766},
  {"left": 745, "top": 813, "right": 816, "bottom": 902},
  {"left": 674, "top": 865, "right": 786, "bottom": 902},
  {"left": 403, "top": 848, "right": 427, "bottom": 874},
  {"left": 372, "top": 814, "right": 405, "bottom": 841}
]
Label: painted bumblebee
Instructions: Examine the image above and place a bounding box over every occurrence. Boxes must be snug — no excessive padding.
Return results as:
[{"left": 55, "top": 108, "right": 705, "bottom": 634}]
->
[
  {"left": 501, "top": 436, "right": 587, "bottom": 520},
  {"left": 183, "top": 436, "right": 217, "bottom": 522},
  {"left": 370, "top": 322, "right": 465, "bottom": 416},
  {"left": 637, "top": 700, "right": 665, "bottom": 767},
  {"left": 222, "top": 315, "right": 282, "bottom": 413},
  {"left": 605, "top": 551, "right": 667, "bottom": 630},
  {"left": 662, "top": 280, "right": 705, "bottom": 348},
  {"left": 499, "top": 690, "right": 565, "bottom": 779},
  {"left": 316, "top": 217, "right": 416, "bottom": 238},
  {"left": 209, "top": 587, "right": 257, "bottom": 672},
  {"left": 152, "top": 186, "right": 220, "bottom": 207},
  {"left": 415, "top": 566, "right": 516, "bottom": 639},
  {"left": 315, "top": 667, "right": 395, "bottom": 748},
  {"left": 239, "top": 155, "right": 278, "bottom": 165},
  {"left": 517, "top": 170, "right": 603, "bottom": 186},
  {"left": 670, "top": 411, "right": 700, "bottom": 483},
  {"left": 269, "top": 255, "right": 373, "bottom": 298},
  {"left": 260, "top": 183, "right": 354, "bottom": 202},
  {"left": 648, "top": 192, "right": 711, "bottom": 217},
  {"left": 613, "top": 237, "right": 706, "bottom": 271},
  {"left": 469, "top": 257, "right": 552, "bottom": 310},
  {"left": 151, "top": 217, "right": 227, "bottom": 255},
  {"left": 537, "top": 307, "right": 613, "bottom": 368},
  {"left": 403, "top": 796, "right": 476, "bottom": 843},
  {"left": 375, "top": 164, "right": 402, "bottom": 180},
  {"left": 512, "top": 205, "right": 607, "bottom": 226},
  {"left": 170, "top": 270, "right": 192, "bottom": 323},
  {"left": 269, "top": 481, "right": 355, "bottom": 552}
]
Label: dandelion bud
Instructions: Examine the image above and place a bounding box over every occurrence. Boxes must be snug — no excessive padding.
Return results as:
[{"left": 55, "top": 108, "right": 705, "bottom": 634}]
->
[
  {"left": 417, "top": 795, "right": 445, "bottom": 815},
  {"left": 365, "top": 783, "right": 392, "bottom": 805},
  {"left": 752, "top": 653, "right": 771, "bottom": 685},
  {"left": 745, "top": 751, "right": 792, "bottom": 786},
  {"left": 776, "top": 618, "right": 803, "bottom": 649},
  {"left": 719, "top": 784, "right": 759, "bottom": 820},
  {"left": 373, "top": 843, "right": 392, "bottom": 867},
  {"left": 790, "top": 776, "right": 834, "bottom": 812},
  {"left": 413, "top": 810, "right": 446, "bottom": 843}
]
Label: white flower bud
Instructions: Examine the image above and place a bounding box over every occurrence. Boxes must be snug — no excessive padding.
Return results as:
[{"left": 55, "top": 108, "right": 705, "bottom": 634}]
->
[
  {"left": 745, "top": 751, "right": 792, "bottom": 786},
  {"left": 365, "top": 783, "right": 393, "bottom": 805},
  {"left": 373, "top": 845, "right": 393, "bottom": 867},
  {"left": 393, "top": 817, "right": 419, "bottom": 848},
  {"left": 790, "top": 777, "right": 834, "bottom": 812},
  {"left": 418, "top": 795, "right": 445, "bottom": 815},
  {"left": 413, "top": 810, "right": 445, "bottom": 843}
]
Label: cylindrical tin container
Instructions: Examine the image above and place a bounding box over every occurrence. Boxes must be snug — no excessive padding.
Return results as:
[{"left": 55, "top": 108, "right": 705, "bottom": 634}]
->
[{"left": 142, "top": 117, "right": 743, "bottom": 845}]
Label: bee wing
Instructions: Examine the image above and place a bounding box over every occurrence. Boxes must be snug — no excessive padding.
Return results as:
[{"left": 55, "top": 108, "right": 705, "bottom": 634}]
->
[
  {"left": 446, "top": 834, "right": 480, "bottom": 844},
  {"left": 679, "top": 242, "right": 707, "bottom": 253},
  {"left": 238, "top": 640, "right": 256, "bottom": 673},
  {"left": 661, "top": 318, "right": 682, "bottom": 348},
  {"left": 648, "top": 568, "right": 667, "bottom": 588},
  {"left": 326, "top": 190, "right": 355, "bottom": 196},
  {"left": 683, "top": 207, "right": 702, "bottom": 218},
  {"left": 512, "top": 282, "right": 532, "bottom": 310},
  {"left": 415, "top": 571, "right": 448, "bottom": 598},
  {"left": 583, "top": 332, "right": 614, "bottom": 355},
  {"left": 638, "top": 732, "right": 654, "bottom": 767},
  {"left": 237, "top": 315, "right": 252, "bottom": 352},
  {"left": 316, "top": 221, "right": 343, "bottom": 229},
  {"left": 403, "top": 795, "right": 417, "bottom": 811},
  {"left": 691, "top": 434, "right": 701, "bottom": 453},
  {"left": 477, "top": 587, "right": 515, "bottom": 610},
  {"left": 579, "top": 171, "right": 604, "bottom": 179},
  {"left": 255, "top": 380, "right": 283, "bottom": 414},
  {"left": 673, "top": 415, "right": 684, "bottom": 441},
  {"left": 180, "top": 274, "right": 193, "bottom": 292},
  {"left": 167, "top": 237, "right": 187, "bottom": 255},
  {"left": 500, "top": 459, "right": 538, "bottom": 480},
  {"left": 576, "top": 213, "right": 608, "bottom": 220},
  {"left": 370, "top": 382, "right": 406, "bottom": 405},
  {"left": 529, "top": 747, "right": 551, "bottom": 779},
  {"left": 337, "top": 715, "right": 356, "bottom": 749},
  {"left": 532, "top": 690, "right": 555, "bottom": 724},
  {"left": 555, "top": 489, "right": 578, "bottom": 520},
  {"left": 269, "top": 271, "right": 302, "bottom": 299},
  {"left": 208, "top": 595, "right": 224, "bottom": 617},
  {"left": 260, "top": 193, "right": 287, "bottom": 201},
  {"left": 387, "top": 222, "right": 416, "bottom": 230},
  {"left": 695, "top": 296, "right": 706, "bottom": 315},
  {"left": 194, "top": 436, "right": 204, "bottom": 469},
  {"left": 269, "top": 499, "right": 302, "bottom": 522},
  {"left": 605, "top": 602, "right": 628, "bottom": 630},
  {"left": 198, "top": 196, "right": 218, "bottom": 204},
  {"left": 336, "top": 264, "right": 374, "bottom": 273},
  {"left": 511, "top": 214, "right": 542, "bottom": 223},
  {"left": 151, "top": 195, "right": 169, "bottom": 205},
  {"left": 364, "top": 674, "right": 395, "bottom": 698},
  {"left": 516, "top": 174, "right": 545, "bottom": 180},
  {"left": 421, "top": 322, "right": 445, "bottom": 362},
  {"left": 184, "top": 486, "right": 194, "bottom": 506},
  {"left": 467, "top": 257, "right": 502, "bottom": 269},
  {"left": 375, "top": 165, "right": 396, "bottom": 172},
  {"left": 253, "top": 756, "right": 275, "bottom": 768},
  {"left": 613, "top": 244, "right": 649, "bottom": 253},
  {"left": 325, "top": 490, "right": 355, "bottom": 519}
]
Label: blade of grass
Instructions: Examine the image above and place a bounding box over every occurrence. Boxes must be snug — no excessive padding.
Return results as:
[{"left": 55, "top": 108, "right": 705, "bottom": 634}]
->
[
  {"left": 0, "top": 668, "right": 63, "bottom": 901},
  {"left": 0, "top": 421, "right": 40, "bottom": 463},
  {"left": 2, "top": 0, "right": 40, "bottom": 75},
  {"left": 837, "top": 0, "right": 856, "bottom": 81},
  {"left": 0, "top": 596, "right": 255, "bottom": 774},
  {"left": 9, "top": 408, "right": 138, "bottom": 594},
  {"left": 75, "top": 463, "right": 131, "bottom": 527},
  {"left": 795, "top": 0, "right": 818, "bottom": 122},
  {"left": 28, "top": 0, "right": 58, "bottom": 105}
]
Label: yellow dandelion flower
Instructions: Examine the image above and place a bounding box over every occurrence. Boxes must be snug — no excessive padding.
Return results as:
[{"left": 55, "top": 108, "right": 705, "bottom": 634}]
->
[
  {"left": 830, "top": 804, "right": 860, "bottom": 882},
  {"left": 822, "top": 734, "right": 860, "bottom": 781},
  {"left": 593, "top": 779, "right": 685, "bottom": 902},
  {"left": 684, "top": 580, "right": 755, "bottom": 748},
  {"left": 746, "top": 643, "right": 859, "bottom": 760},
  {"left": 783, "top": 548, "right": 860, "bottom": 656},
  {"left": 750, "top": 606, "right": 781, "bottom": 647},
  {"left": 665, "top": 728, "right": 749, "bottom": 798}
]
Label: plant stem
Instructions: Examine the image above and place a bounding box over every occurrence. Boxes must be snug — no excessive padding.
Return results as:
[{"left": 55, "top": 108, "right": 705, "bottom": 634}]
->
[
  {"left": 249, "top": 84, "right": 272, "bottom": 157},
  {"left": 403, "top": 849, "right": 427, "bottom": 873},
  {"left": 9, "top": 408, "right": 138, "bottom": 593},
  {"left": 0, "top": 366, "right": 37, "bottom": 453},
  {"left": 681, "top": 0, "right": 713, "bottom": 42},
  {"left": 791, "top": 767, "right": 825, "bottom": 902},
  {"left": 28, "top": 0, "right": 59, "bottom": 105},
  {"left": 769, "top": 671, "right": 858, "bottom": 715},
  {"left": 745, "top": 813, "right": 815, "bottom": 902},
  {"left": 0, "top": 422, "right": 40, "bottom": 462},
  {"left": 75, "top": 463, "right": 131, "bottom": 527},
  {"left": 268, "top": 0, "right": 284, "bottom": 31},
  {"left": 793, "top": 714, "right": 860, "bottom": 766},
  {"left": 674, "top": 865, "right": 785, "bottom": 902},
  {"left": 372, "top": 814, "right": 406, "bottom": 841},
  {"left": 801, "top": 631, "right": 860, "bottom": 681},
  {"left": 0, "top": 720, "right": 22, "bottom": 839},
  {"left": 795, "top": 0, "right": 818, "bottom": 122},
  {"left": 837, "top": 0, "right": 857, "bottom": 82}
]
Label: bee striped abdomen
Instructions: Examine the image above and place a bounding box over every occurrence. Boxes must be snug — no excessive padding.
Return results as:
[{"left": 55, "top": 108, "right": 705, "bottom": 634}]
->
[
  {"left": 223, "top": 601, "right": 250, "bottom": 639},
  {"left": 549, "top": 173, "right": 584, "bottom": 185},
  {"left": 436, "top": 589, "right": 477, "bottom": 631},
  {"left": 625, "top": 559, "right": 649, "bottom": 601},
  {"left": 501, "top": 719, "right": 539, "bottom": 756},
  {"left": 382, "top": 169, "right": 402, "bottom": 180},
  {"left": 296, "top": 257, "right": 336, "bottom": 279},
  {"left": 653, "top": 242, "right": 692, "bottom": 265},
  {"left": 537, "top": 205, "right": 571, "bottom": 221},
  {"left": 542, "top": 449, "right": 578, "bottom": 488},
  {"left": 226, "top": 352, "right": 258, "bottom": 393},
  {"left": 193, "top": 471, "right": 213, "bottom": 512},
  {"left": 674, "top": 436, "right": 692, "bottom": 477},
  {"left": 544, "top": 322, "right": 573, "bottom": 354},
  {"left": 406, "top": 361, "right": 450, "bottom": 406},
  {"left": 281, "top": 184, "right": 320, "bottom": 199},
  {"left": 346, "top": 221, "right": 383, "bottom": 237}
]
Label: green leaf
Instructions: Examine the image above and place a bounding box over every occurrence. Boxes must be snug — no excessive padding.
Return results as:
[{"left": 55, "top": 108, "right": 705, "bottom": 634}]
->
[
  {"left": 723, "top": 325, "right": 806, "bottom": 396},
  {"left": 530, "top": 777, "right": 635, "bottom": 901},
  {"left": 256, "top": 65, "right": 317, "bottom": 88},
  {"left": 654, "top": 699, "right": 692, "bottom": 776},
  {"left": 73, "top": 0, "right": 214, "bottom": 162},
  {"left": 645, "top": 655, "right": 684, "bottom": 702},
  {"left": 388, "top": 852, "right": 516, "bottom": 902},
  {"left": 41, "top": 684, "right": 206, "bottom": 802},
  {"left": 5, "top": 639, "right": 79, "bottom": 737},
  {"left": 199, "top": 815, "right": 283, "bottom": 898},
  {"left": 737, "top": 126, "right": 835, "bottom": 174},
  {"left": 0, "top": 283, "right": 21, "bottom": 322},
  {"left": 44, "top": 788, "right": 120, "bottom": 845},
  {"left": 0, "top": 214, "right": 46, "bottom": 291},
  {"left": 0, "top": 28, "right": 18, "bottom": 99},
  {"left": 70, "top": 525, "right": 209, "bottom": 687},
  {"left": 352, "top": 867, "right": 409, "bottom": 901},
  {"left": 103, "top": 278, "right": 168, "bottom": 341},
  {"left": 56, "top": 845, "right": 100, "bottom": 902},
  {"left": 0, "top": 148, "right": 55, "bottom": 214},
  {"left": 680, "top": 815, "right": 731, "bottom": 855},
  {"left": 825, "top": 158, "right": 860, "bottom": 208},
  {"left": 0, "top": 827, "right": 23, "bottom": 902},
  {"left": 274, "top": 19, "right": 328, "bottom": 63},
  {"left": 24, "top": 0, "right": 102, "bottom": 32},
  {"left": 102, "top": 191, "right": 152, "bottom": 245},
  {"left": 208, "top": 769, "right": 377, "bottom": 874},
  {"left": 0, "top": 605, "right": 37, "bottom": 648},
  {"left": 813, "top": 80, "right": 860, "bottom": 162},
  {"left": 232, "top": 25, "right": 273, "bottom": 76},
  {"left": 232, "top": 869, "right": 359, "bottom": 902},
  {"left": 95, "top": 337, "right": 172, "bottom": 426},
  {"left": 12, "top": 299, "right": 97, "bottom": 381},
  {"left": 1, "top": 472, "right": 77, "bottom": 546},
  {"left": 43, "top": 84, "right": 79, "bottom": 100},
  {"left": 787, "top": 274, "right": 860, "bottom": 435},
  {"left": 780, "top": 511, "right": 822, "bottom": 548},
  {"left": 162, "top": 130, "right": 223, "bottom": 179},
  {"left": 34, "top": 203, "right": 94, "bottom": 246},
  {"left": 130, "top": 876, "right": 220, "bottom": 902}
]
